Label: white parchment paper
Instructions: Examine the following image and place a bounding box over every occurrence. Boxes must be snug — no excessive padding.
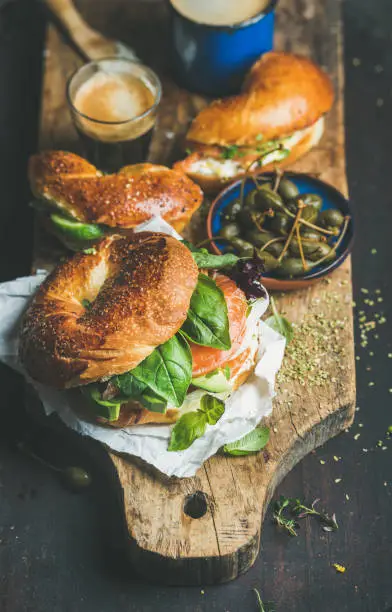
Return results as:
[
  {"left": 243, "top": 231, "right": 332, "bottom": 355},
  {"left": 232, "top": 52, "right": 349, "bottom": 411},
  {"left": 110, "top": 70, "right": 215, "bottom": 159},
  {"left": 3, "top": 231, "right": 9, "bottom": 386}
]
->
[{"left": 0, "top": 218, "right": 286, "bottom": 477}]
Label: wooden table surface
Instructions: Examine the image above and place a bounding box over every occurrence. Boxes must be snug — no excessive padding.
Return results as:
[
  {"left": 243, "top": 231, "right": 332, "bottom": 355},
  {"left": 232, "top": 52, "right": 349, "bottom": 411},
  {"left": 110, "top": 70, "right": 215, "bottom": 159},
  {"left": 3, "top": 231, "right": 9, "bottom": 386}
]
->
[{"left": 0, "top": 0, "right": 391, "bottom": 610}]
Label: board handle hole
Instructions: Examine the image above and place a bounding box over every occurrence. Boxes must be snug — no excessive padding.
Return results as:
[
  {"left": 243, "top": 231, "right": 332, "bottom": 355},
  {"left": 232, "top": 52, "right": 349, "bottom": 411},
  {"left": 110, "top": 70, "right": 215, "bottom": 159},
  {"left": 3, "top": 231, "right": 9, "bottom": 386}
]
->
[{"left": 183, "top": 491, "right": 208, "bottom": 519}]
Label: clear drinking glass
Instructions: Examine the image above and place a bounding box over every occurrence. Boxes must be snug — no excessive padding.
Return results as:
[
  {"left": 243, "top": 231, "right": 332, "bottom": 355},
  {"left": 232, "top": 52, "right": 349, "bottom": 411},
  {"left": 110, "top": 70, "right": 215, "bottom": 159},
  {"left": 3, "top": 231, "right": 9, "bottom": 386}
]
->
[{"left": 67, "top": 58, "right": 162, "bottom": 172}]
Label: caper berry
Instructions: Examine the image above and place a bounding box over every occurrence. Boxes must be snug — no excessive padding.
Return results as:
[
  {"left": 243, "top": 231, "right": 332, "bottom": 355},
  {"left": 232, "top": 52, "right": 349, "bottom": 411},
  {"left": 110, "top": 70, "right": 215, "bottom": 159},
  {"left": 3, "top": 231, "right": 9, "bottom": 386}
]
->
[
  {"left": 257, "top": 250, "right": 280, "bottom": 272},
  {"left": 270, "top": 212, "right": 292, "bottom": 236},
  {"left": 318, "top": 208, "right": 344, "bottom": 229},
  {"left": 62, "top": 466, "right": 92, "bottom": 492},
  {"left": 289, "top": 237, "right": 322, "bottom": 257},
  {"left": 220, "top": 223, "right": 241, "bottom": 240},
  {"left": 222, "top": 200, "right": 242, "bottom": 222},
  {"left": 278, "top": 178, "right": 299, "bottom": 201},
  {"left": 231, "top": 237, "right": 254, "bottom": 257},
  {"left": 297, "top": 193, "right": 323, "bottom": 211},
  {"left": 237, "top": 207, "right": 264, "bottom": 230},
  {"left": 301, "top": 205, "right": 319, "bottom": 225},
  {"left": 250, "top": 187, "right": 284, "bottom": 212},
  {"left": 307, "top": 242, "right": 336, "bottom": 262},
  {"left": 245, "top": 229, "right": 275, "bottom": 248},
  {"left": 275, "top": 257, "right": 313, "bottom": 277},
  {"left": 300, "top": 229, "right": 324, "bottom": 241}
]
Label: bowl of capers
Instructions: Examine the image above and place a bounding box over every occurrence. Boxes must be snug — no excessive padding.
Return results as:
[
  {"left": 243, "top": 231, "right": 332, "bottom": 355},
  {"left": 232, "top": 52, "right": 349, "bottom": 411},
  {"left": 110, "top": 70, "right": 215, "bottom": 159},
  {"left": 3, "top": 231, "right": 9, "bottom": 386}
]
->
[{"left": 206, "top": 171, "right": 354, "bottom": 290}]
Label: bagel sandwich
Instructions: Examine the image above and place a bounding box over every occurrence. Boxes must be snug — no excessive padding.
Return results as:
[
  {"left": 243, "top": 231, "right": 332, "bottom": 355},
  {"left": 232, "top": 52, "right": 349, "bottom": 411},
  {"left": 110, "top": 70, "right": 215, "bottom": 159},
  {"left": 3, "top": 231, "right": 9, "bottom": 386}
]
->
[
  {"left": 29, "top": 151, "right": 203, "bottom": 251},
  {"left": 173, "top": 52, "right": 334, "bottom": 193},
  {"left": 19, "top": 232, "right": 264, "bottom": 429}
]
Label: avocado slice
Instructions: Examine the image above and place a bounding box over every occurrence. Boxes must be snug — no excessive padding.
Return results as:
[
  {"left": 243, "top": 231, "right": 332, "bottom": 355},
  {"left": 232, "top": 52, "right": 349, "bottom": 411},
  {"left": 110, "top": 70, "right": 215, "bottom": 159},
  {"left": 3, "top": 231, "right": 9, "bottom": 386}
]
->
[
  {"left": 83, "top": 385, "right": 123, "bottom": 421},
  {"left": 192, "top": 369, "right": 232, "bottom": 393}
]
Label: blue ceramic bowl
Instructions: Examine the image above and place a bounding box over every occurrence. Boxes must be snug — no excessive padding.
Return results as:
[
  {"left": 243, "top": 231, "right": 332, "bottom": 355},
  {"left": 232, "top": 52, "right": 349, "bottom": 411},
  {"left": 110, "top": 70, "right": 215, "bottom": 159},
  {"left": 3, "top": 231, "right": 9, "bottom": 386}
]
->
[
  {"left": 207, "top": 172, "right": 354, "bottom": 290},
  {"left": 168, "top": 0, "right": 277, "bottom": 97}
]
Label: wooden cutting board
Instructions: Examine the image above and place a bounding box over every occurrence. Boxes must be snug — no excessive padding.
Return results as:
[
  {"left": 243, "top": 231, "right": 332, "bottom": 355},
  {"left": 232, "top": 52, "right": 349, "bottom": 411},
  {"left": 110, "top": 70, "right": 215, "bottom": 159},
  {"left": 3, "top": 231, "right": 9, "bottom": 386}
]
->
[{"left": 32, "top": 0, "right": 355, "bottom": 585}]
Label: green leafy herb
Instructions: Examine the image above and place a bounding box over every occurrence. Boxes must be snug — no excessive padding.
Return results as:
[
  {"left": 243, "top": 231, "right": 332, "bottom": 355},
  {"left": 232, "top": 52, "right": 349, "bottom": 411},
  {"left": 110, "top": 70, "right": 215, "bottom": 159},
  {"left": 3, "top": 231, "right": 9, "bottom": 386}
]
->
[
  {"left": 82, "top": 248, "right": 97, "bottom": 255},
  {"left": 273, "top": 496, "right": 298, "bottom": 536},
  {"left": 168, "top": 394, "right": 225, "bottom": 451},
  {"left": 199, "top": 394, "right": 225, "bottom": 424},
  {"left": 125, "top": 333, "right": 192, "bottom": 407},
  {"left": 81, "top": 298, "right": 92, "bottom": 310},
  {"left": 255, "top": 134, "right": 264, "bottom": 142},
  {"left": 181, "top": 274, "right": 231, "bottom": 350},
  {"left": 253, "top": 588, "right": 274, "bottom": 612},
  {"left": 221, "top": 145, "right": 240, "bottom": 159},
  {"left": 265, "top": 297, "right": 294, "bottom": 343},
  {"left": 291, "top": 498, "right": 338, "bottom": 532},
  {"left": 182, "top": 240, "right": 240, "bottom": 270},
  {"left": 185, "top": 147, "right": 192, "bottom": 155},
  {"left": 223, "top": 427, "right": 270, "bottom": 456},
  {"left": 272, "top": 495, "right": 338, "bottom": 536},
  {"left": 114, "top": 371, "right": 168, "bottom": 414},
  {"left": 224, "top": 365, "right": 231, "bottom": 380},
  {"left": 192, "top": 251, "right": 240, "bottom": 270}
]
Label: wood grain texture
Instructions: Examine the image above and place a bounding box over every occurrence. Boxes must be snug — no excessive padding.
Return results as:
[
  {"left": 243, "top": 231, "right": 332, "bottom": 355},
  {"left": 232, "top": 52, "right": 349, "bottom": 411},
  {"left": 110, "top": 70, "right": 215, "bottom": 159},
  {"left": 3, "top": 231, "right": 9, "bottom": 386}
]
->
[{"left": 33, "top": 0, "right": 356, "bottom": 584}]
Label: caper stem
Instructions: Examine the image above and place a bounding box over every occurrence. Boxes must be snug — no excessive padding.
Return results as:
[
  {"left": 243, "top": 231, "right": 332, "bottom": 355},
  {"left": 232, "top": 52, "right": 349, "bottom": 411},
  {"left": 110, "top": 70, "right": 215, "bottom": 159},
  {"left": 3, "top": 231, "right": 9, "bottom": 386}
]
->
[
  {"left": 295, "top": 222, "right": 308, "bottom": 270},
  {"left": 251, "top": 212, "right": 264, "bottom": 232},
  {"left": 298, "top": 218, "right": 338, "bottom": 236},
  {"left": 307, "top": 215, "right": 350, "bottom": 268},
  {"left": 268, "top": 197, "right": 338, "bottom": 236},
  {"left": 17, "top": 441, "right": 62, "bottom": 473},
  {"left": 259, "top": 236, "right": 285, "bottom": 253},
  {"left": 273, "top": 168, "right": 284, "bottom": 193},
  {"left": 196, "top": 236, "right": 229, "bottom": 248},
  {"left": 278, "top": 199, "right": 305, "bottom": 262}
]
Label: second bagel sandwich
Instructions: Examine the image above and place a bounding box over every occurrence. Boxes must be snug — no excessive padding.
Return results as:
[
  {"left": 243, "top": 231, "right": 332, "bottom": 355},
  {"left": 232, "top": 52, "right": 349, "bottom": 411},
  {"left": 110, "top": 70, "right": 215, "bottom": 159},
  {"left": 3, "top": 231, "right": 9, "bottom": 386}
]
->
[
  {"left": 29, "top": 151, "right": 203, "bottom": 251},
  {"left": 19, "top": 232, "right": 265, "bottom": 437}
]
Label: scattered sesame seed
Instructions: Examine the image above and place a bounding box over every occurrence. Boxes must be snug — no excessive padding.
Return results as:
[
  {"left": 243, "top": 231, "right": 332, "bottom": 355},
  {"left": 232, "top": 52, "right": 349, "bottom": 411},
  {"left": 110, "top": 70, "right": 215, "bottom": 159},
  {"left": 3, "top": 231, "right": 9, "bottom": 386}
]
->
[
  {"left": 371, "top": 248, "right": 377, "bottom": 255},
  {"left": 333, "top": 455, "right": 340, "bottom": 461},
  {"left": 369, "top": 382, "right": 375, "bottom": 387},
  {"left": 335, "top": 478, "right": 342, "bottom": 484},
  {"left": 358, "top": 423, "right": 364, "bottom": 428},
  {"left": 352, "top": 57, "right": 361, "bottom": 66},
  {"left": 332, "top": 563, "right": 346, "bottom": 573},
  {"left": 345, "top": 494, "right": 350, "bottom": 500},
  {"left": 382, "top": 446, "right": 388, "bottom": 451},
  {"left": 377, "top": 98, "right": 384, "bottom": 107},
  {"left": 374, "top": 64, "right": 384, "bottom": 73},
  {"left": 354, "top": 433, "right": 361, "bottom": 440},
  {"left": 360, "top": 288, "right": 369, "bottom": 294},
  {"left": 320, "top": 459, "right": 326, "bottom": 465}
]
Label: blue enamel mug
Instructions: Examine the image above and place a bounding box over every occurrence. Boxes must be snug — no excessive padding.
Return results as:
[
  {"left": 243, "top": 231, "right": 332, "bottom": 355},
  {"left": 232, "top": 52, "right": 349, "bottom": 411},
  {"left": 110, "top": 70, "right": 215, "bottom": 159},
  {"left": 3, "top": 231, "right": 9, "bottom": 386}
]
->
[{"left": 168, "top": 0, "right": 278, "bottom": 97}]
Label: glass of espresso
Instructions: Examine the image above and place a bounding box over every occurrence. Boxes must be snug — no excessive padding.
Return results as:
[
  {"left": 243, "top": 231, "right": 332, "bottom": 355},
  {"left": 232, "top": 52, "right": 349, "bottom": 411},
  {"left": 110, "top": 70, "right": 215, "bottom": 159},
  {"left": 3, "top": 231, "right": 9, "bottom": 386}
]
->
[{"left": 67, "top": 58, "right": 162, "bottom": 173}]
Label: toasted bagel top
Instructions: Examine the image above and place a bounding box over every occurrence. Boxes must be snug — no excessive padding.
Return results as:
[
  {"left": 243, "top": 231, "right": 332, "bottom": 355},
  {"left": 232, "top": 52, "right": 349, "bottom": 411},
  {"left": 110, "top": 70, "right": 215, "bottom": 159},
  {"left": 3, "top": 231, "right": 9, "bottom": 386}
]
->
[
  {"left": 19, "top": 232, "right": 199, "bottom": 388},
  {"left": 29, "top": 151, "right": 203, "bottom": 230},
  {"left": 186, "top": 52, "right": 334, "bottom": 147}
]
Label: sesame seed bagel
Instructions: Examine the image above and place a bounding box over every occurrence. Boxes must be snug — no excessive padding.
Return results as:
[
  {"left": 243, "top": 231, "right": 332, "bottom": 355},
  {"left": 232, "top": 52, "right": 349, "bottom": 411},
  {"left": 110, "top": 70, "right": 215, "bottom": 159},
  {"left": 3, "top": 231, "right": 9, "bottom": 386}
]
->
[
  {"left": 19, "top": 232, "right": 199, "bottom": 389},
  {"left": 29, "top": 151, "right": 203, "bottom": 233}
]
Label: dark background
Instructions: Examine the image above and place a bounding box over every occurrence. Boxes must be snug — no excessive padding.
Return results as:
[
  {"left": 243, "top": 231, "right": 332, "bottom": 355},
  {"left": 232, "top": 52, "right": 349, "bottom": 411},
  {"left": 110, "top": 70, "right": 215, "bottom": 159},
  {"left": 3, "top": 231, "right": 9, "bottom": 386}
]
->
[{"left": 0, "top": 1, "right": 391, "bottom": 611}]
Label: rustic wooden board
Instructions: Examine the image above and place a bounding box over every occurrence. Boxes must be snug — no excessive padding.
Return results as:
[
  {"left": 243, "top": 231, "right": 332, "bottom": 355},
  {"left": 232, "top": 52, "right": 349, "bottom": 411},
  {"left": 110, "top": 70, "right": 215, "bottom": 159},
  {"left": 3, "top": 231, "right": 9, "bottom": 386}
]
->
[{"left": 32, "top": 0, "right": 355, "bottom": 585}]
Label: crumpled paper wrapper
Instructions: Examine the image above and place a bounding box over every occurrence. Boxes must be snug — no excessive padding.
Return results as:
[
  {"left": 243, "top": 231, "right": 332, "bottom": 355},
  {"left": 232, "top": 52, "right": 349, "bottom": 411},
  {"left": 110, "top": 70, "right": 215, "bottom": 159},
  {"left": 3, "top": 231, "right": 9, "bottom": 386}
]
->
[{"left": 0, "top": 217, "right": 286, "bottom": 477}]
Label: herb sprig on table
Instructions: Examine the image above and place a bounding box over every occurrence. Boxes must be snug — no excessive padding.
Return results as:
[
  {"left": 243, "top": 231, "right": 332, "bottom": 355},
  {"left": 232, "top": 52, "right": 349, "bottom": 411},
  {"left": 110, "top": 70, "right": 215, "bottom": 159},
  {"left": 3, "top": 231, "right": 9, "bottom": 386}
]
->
[{"left": 273, "top": 495, "right": 338, "bottom": 536}]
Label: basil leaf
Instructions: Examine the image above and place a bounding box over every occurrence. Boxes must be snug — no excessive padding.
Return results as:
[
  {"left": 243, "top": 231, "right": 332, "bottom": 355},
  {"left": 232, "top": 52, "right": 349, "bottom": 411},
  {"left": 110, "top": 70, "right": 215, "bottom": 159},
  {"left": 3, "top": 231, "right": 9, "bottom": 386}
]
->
[
  {"left": 199, "top": 394, "right": 225, "bottom": 425},
  {"left": 265, "top": 297, "right": 294, "bottom": 344},
  {"left": 181, "top": 274, "right": 231, "bottom": 350},
  {"left": 223, "top": 427, "right": 270, "bottom": 456},
  {"left": 168, "top": 393, "right": 225, "bottom": 451},
  {"left": 115, "top": 372, "right": 148, "bottom": 398},
  {"left": 168, "top": 412, "right": 207, "bottom": 451},
  {"left": 129, "top": 333, "right": 192, "bottom": 407},
  {"left": 192, "top": 252, "right": 239, "bottom": 270}
]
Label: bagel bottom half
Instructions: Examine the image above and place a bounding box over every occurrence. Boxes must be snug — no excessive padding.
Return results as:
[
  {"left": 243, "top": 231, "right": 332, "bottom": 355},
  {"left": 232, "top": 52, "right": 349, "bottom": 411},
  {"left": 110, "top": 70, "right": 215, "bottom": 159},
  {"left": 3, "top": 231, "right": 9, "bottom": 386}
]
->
[
  {"left": 85, "top": 341, "right": 259, "bottom": 428},
  {"left": 173, "top": 117, "right": 325, "bottom": 194}
]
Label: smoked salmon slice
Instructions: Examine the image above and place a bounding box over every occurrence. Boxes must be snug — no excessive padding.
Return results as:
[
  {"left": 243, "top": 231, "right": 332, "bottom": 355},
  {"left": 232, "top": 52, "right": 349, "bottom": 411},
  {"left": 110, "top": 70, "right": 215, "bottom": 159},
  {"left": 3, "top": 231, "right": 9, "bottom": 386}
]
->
[{"left": 190, "top": 274, "right": 248, "bottom": 378}]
